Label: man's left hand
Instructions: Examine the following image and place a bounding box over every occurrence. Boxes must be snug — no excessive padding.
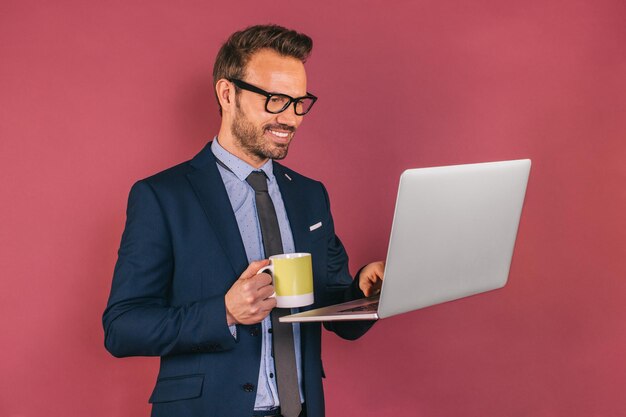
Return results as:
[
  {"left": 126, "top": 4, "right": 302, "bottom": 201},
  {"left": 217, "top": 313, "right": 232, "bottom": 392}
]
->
[{"left": 358, "top": 261, "right": 385, "bottom": 297}]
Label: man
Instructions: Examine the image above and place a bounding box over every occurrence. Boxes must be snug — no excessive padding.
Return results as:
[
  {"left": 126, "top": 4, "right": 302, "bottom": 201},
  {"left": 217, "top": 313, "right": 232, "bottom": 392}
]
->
[{"left": 103, "top": 24, "right": 384, "bottom": 417}]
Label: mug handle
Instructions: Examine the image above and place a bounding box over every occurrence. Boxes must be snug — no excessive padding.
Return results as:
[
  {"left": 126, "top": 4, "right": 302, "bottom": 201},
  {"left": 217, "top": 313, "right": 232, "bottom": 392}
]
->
[{"left": 256, "top": 264, "right": 276, "bottom": 299}]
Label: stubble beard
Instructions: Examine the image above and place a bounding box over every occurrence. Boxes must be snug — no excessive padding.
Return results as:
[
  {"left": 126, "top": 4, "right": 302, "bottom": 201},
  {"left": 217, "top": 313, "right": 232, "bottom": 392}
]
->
[{"left": 231, "top": 100, "right": 295, "bottom": 162}]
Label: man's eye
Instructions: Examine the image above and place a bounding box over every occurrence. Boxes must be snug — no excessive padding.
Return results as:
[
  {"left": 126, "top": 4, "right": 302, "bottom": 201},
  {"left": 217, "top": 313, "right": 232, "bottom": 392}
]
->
[{"left": 270, "top": 96, "right": 289, "bottom": 104}]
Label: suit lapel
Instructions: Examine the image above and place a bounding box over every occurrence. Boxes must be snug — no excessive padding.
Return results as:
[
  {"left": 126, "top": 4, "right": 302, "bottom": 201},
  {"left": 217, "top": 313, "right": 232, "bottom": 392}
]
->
[
  {"left": 274, "top": 164, "right": 308, "bottom": 255},
  {"left": 186, "top": 144, "right": 248, "bottom": 277},
  {"left": 275, "top": 164, "right": 322, "bottom": 313}
]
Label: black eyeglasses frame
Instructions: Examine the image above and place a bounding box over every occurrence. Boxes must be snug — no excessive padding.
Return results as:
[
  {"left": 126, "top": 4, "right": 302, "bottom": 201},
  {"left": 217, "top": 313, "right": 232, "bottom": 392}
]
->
[{"left": 228, "top": 78, "right": 317, "bottom": 116}]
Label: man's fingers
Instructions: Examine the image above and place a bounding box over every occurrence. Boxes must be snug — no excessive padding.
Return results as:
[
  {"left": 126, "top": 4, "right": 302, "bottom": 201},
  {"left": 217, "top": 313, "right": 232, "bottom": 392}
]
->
[
  {"left": 361, "top": 273, "right": 383, "bottom": 297},
  {"left": 255, "top": 272, "right": 273, "bottom": 287},
  {"left": 372, "top": 277, "right": 383, "bottom": 294},
  {"left": 258, "top": 282, "right": 275, "bottom": 299},
  {"left": 371, "top": 262, "right": 385, "bottom": 279},
  {"left": 240, "top": 259, "right": 270, "bottom": 280},
  {"left": 260, "top": 296, "right": 277, "bottom": 311},
  {"left": 240, "top": 273, "right": 272, "bottom": 294}
]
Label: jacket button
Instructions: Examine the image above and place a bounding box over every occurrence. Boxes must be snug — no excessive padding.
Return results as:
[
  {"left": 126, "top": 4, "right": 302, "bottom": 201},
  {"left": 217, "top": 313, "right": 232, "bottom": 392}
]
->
[{"left": 243, "top": 383, "right": 255, "bottom": 392}]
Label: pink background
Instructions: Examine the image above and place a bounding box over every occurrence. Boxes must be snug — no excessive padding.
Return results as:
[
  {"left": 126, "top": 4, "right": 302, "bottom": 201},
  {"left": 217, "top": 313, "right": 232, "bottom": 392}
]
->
[{"left": 1, "top": 1, "right": 625, "bottom": 416}]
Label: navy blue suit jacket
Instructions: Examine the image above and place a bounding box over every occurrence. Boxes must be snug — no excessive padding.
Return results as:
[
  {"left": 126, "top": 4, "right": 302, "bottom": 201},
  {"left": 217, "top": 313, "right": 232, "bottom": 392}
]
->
[{"left": 103, "top": 142, "right": 373, "bottom": 417}]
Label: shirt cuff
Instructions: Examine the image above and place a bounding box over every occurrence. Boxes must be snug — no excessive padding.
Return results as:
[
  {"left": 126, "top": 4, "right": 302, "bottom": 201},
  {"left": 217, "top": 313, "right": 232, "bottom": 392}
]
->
[{"left": 228, "top": 324, "right": 238, "bottom": 340}]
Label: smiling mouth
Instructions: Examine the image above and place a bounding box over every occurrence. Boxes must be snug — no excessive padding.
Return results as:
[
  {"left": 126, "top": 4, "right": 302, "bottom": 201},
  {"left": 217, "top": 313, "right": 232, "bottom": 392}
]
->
[
  {"left": 268, "top": 129, "right": 290, "bottom": 138},
  {"left": 265, "top": 123, "right": 296, "bottom": 142}
]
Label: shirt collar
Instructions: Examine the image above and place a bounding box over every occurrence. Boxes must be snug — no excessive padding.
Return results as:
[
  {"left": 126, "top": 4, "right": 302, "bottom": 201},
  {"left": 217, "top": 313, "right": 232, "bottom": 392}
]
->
[{"left": 211, "top": 137, "right": 275, "bottom": 183}]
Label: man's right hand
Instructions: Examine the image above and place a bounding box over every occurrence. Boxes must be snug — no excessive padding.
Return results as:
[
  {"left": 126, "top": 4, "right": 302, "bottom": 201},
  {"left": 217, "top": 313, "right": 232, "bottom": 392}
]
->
[{"left": 225, "top": 260, "right": 277, "bottom": 326}]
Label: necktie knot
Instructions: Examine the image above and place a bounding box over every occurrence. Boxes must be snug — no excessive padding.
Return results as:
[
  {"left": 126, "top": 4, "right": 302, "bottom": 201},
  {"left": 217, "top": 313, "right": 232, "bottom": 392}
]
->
[{"left": 246, "top": 171, "right": 269, "bottom": 193}]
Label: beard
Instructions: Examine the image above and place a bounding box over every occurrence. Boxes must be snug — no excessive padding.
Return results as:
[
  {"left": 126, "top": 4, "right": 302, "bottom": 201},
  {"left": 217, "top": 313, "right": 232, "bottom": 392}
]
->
[{"left": 231, "top": 100, "right": 296, "bottom": 161}]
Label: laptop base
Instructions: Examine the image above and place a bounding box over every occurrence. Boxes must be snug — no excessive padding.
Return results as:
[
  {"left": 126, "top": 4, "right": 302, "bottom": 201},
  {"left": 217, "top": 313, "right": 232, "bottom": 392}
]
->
[{"left": 279, "top": 296, "right": 380, "bottom": 323}]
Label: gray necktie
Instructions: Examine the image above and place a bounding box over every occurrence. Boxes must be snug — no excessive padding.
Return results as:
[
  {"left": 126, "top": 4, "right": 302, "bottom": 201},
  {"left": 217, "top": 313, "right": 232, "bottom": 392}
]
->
[{"left": 246, "top": 171, "right": 301, "bottom": 417}]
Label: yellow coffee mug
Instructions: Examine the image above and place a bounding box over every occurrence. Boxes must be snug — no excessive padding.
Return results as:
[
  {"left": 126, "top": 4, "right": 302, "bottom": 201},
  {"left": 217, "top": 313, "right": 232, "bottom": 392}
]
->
[{"left": 257, "top": 253, "right": 314, "bottom": 308}]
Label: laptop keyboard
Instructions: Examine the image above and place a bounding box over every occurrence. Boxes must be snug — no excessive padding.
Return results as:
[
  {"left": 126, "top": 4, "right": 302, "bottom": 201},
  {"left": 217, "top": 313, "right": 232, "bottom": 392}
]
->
[{"left": 339, "top": 302, "right": 379, "bottom": 313}]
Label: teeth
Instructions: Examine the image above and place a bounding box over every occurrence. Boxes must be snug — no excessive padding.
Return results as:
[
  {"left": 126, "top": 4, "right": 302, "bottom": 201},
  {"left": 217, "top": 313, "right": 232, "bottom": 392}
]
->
[{"left": 269, "top": 129, "right": 289, "bottom": 138}]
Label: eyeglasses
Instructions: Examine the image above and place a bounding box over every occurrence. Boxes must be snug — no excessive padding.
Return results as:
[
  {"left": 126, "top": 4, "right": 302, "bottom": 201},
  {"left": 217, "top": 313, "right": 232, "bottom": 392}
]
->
[{"left": 229, "top": 78, "right": 317, "bottom": 115}]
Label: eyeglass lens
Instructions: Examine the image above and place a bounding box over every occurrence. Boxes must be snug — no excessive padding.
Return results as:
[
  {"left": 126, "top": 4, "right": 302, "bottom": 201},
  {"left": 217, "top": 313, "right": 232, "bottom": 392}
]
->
[{"left": 267, "top": 95, "right": 315, "bottom": 115}]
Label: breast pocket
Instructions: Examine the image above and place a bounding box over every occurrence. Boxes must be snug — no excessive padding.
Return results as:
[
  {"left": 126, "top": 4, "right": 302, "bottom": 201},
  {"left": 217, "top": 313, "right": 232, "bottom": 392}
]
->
[{"left": 307, "top": 221, "right": 326, "bottom": 243}]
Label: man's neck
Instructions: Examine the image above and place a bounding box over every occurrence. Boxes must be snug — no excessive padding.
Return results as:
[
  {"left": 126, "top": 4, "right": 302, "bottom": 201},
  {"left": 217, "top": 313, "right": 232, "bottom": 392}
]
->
[{"left": 215, "top": 129, "right": 269, "bottom": 169}]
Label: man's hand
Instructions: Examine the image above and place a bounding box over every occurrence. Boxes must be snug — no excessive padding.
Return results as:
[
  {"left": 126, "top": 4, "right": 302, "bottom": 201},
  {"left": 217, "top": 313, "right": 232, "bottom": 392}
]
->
[
  {"left": 225, "top": 260, "right": 277, "bottom": 326},
  {"left": 358, "top": 261, "right": 385, "bottom": 297}
]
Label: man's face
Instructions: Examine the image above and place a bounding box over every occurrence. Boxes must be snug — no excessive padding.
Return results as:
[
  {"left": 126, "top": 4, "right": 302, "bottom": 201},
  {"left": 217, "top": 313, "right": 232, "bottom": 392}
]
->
[{"left": 229, "top": 49, "right": 307, "bottom": 163}]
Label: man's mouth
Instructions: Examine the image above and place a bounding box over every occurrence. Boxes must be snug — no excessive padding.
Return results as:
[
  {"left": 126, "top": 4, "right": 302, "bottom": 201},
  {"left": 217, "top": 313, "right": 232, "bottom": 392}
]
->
[
  {"left": 265, "top": 125, "right": 295, "bottom": 142},
  {"left": 267, "top": 129, "right": 290, "bottom": 138}
]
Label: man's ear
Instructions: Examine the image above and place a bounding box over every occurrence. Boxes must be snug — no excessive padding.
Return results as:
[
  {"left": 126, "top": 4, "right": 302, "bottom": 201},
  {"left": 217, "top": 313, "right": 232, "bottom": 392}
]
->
[{"left": 216, "top": 78, "right": 234, "bottom": 114}]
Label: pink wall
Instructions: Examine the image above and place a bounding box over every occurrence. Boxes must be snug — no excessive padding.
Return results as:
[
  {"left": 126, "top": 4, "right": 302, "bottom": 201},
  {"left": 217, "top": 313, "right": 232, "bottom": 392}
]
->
[{"left": 1, "top": 1, "right": 625, "bottom": 416}]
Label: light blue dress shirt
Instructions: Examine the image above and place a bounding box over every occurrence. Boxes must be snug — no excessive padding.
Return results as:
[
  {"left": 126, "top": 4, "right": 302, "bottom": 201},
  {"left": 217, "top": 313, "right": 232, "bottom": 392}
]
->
[{"left": 211, "top": 138, "right": 304, "bottom": 411}]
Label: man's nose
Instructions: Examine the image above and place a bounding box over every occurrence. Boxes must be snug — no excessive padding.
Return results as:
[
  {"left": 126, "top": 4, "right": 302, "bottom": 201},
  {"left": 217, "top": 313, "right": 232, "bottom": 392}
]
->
[{"left": 275, "top": 105, "right": 301, "bottom": 127}]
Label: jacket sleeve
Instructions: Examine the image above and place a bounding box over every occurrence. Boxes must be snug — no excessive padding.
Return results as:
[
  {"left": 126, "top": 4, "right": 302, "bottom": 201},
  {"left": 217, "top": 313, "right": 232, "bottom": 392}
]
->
[
  {"left": 317, "top": 184, "right": 376, "bottom": 340},
  {"left": 102, "top": 180, "right": 236, "bottom": 358}
]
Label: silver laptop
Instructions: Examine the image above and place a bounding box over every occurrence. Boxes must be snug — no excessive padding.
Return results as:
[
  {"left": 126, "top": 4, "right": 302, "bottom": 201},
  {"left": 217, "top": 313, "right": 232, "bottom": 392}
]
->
[{"left": 280, "top": 159, "right": 531, "bottom": 323}]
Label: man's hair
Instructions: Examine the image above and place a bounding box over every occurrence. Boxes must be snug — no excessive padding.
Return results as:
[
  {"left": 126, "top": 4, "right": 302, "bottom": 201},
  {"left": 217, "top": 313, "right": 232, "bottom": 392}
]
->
[{"left": 212, "top": 24, "right": 313, "bottom": 114}]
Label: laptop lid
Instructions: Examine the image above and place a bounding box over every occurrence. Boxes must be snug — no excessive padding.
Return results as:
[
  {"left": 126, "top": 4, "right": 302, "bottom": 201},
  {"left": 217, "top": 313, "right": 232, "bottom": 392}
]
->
[{"left": 280, "top": 159, "right": 531, "bottom": 323}]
